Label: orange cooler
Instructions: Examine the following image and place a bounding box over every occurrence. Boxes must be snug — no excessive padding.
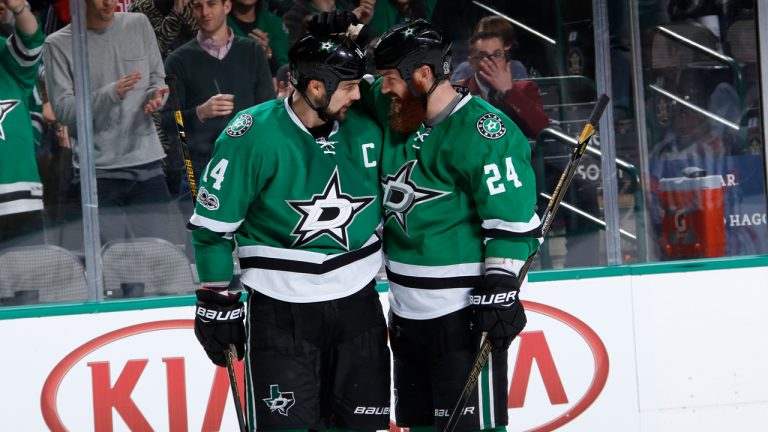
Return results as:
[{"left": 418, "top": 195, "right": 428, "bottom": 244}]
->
[{"left": 659, "top": 174, "right": 726, "bottom": 259}]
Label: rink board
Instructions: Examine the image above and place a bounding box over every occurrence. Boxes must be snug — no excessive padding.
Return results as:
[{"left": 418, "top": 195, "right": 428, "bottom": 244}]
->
[{"left": 0, "top": 258, "right": 767, "bottom": 431}]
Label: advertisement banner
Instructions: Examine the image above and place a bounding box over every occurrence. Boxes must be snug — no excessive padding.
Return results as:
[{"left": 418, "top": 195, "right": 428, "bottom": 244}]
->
[{"left": 0, "top": 287, "right": 626, "bottom": 432}]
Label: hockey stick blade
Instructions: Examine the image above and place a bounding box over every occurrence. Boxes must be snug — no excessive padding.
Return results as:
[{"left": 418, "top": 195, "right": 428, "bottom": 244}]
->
[
  {"left": 226, "top": 344, "right": 248, "bottom": 432},
  {"left": 441, "top": 94, "right": 610, "bottom": 432}
]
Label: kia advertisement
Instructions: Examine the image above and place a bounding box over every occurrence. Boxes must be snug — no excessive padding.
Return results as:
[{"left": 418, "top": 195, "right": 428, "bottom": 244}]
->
[{"left": 0, "top": 290, "right": 621, "bottom": 432}]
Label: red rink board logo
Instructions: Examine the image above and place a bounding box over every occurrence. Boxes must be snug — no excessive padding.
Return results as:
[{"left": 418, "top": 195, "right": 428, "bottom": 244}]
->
[{"left": 39, "top": 320, "right": 246, "bottom": 432}]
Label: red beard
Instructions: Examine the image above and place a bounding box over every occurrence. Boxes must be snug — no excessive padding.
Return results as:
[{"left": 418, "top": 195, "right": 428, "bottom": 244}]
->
[{"left": 389, "top": 91, "right": 426, "bottom": 133}]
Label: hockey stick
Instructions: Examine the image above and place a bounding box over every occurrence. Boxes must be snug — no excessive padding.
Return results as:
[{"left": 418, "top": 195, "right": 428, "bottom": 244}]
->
[
  {"left": 164, "top": 75, "right": 199, "bottom": 202},
  {"left": 442, "top": 94, "right": 610, "bottom": 432},
  {"left": 226, "top": 343, "right": 248, "bottom": 432},
  {"left": 165, "top": 75, "right": 248, "bottom": 432}
]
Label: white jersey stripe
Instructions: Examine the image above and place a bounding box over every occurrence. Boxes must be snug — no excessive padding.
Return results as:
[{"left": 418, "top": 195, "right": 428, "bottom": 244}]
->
[
  {"left": 387, "top": 283, "right": 470, "bottom": 320},
  {"left": 0, "top": 181, "right": 43, "bottom": 194},
  {"left": 0, "top": 199, "right": 43, "bottom": 216},
  {"left": 482, "top": 213, "right": 542, "bottom": 233},
  {"left": 189, "top": 213, "right": 243, "bottom": 233},
  {"left": 240, "top": 248, "right": 381, "bottom": 303},
  {"left": 385, "top": 258, "right": 483, "bottom": 278}
]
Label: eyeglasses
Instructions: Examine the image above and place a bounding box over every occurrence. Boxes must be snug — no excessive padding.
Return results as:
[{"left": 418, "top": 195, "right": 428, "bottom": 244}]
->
[{"left": 469, "top": 50, "right": 506, "bottom": 61}]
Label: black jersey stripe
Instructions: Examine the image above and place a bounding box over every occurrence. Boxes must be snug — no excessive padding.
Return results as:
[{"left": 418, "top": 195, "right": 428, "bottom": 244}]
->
[
  {"left": 9, "top": 34, "right": 41, "bottom": 63},
  {"left": 239, "top": 239, "right": 381, "bottom": 275},
  {"left": 0, "top": 190, "right": 36, "bottom": 204},
  {"left": 482, "top": 226, "right": 543, "bottom": 239},
  {"left": 386, "top": 270, "right": 482, "bottom": 290}
]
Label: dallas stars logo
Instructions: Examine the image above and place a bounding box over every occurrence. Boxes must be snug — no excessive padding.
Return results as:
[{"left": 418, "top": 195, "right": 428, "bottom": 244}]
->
[
  {"left": 381, "top": 160, "right": 449, "bottom": 234},
  {"left": 287, "top": 168, "right": 375, "bottom": 249},
  {"left": 226, "top": 113, "right": 252, "bottom": 137},
  {"left": 319, "top": 41, "right": 336, "bottom": 52},
  {"left": 476, "top": 113, "right": 506, "bottom": 139},
  {"left": 263, "top": 384, "right": 295, "bottom": 416},
  {"left": 0, "top": 100, "right": 21, "bottom": 141},
  {"left": 402, "top": 27, "right": 415, "bottom": 38}
]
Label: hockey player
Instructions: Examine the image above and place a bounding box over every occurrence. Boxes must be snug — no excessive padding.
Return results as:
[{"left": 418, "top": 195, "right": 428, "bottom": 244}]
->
[
  {"left": 310, "top": 14, "right": 542, "bottom": 431},
  {"left": 189, "top": 32, "right": 390, "bottom": 431},
  {"left": 0, "top": 0, "right": 45, "bottom": 249}
]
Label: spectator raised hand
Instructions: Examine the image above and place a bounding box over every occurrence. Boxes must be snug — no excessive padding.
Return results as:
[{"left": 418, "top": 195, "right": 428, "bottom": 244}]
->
[
  {"left": 143, "top": 86, "right": 169, "bottom": 113},
  {"left": 115, "top": 70, "right": 142, "bottom": 99}
]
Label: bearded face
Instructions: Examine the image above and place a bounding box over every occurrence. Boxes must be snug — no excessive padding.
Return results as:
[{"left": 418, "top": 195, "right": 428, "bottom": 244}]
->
[{"left": 388, "top": 88, "right": 426, "bottom": 133}]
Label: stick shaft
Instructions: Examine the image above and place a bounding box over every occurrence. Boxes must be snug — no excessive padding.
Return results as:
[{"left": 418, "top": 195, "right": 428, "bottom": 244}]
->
[
  {"left": 226, "top": 345, "right": 248, "bottom": 432},
  {"left": 164, "top": 75, "right": 199, "bottom": 202}
]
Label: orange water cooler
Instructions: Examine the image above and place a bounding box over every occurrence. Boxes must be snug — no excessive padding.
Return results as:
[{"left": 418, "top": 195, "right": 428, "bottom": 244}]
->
[{"left": 659, "top": 173, "right": 726, "bottom": 259}]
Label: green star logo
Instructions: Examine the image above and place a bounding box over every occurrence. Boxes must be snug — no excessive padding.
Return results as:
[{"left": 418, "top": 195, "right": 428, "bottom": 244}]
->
[
  {"left": 319, "top": 41, "right": 336, "bottom": 52},
  {"left": 483, "top": 118, "right": 500, "bottom": 133},
  {"left": 476, "top": 113, "right": 507, "bottom": 139},
  {"left": 263, "top": 384, "right": 295, "bottom": 416},
  {"left": 402, "top": 27, "right": 415, "bottom": 38},
  {"left": 226, "top": 113, "right": 253, "bottom": 137},
  {"left": 0, "top": 99, "right": 20, "bottom": 141}
]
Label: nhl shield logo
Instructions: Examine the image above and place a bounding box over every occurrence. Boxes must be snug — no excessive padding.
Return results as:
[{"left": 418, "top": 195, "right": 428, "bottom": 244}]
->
[
  {"left": 476, "top": 113, "right": 506, "bottom": 139},
  {"left": 226, "top": 113, "right": 253, "bottom": 137}
]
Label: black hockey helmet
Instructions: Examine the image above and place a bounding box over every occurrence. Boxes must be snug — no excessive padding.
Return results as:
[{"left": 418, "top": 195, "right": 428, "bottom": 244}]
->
[
  {"left": 289, "top": 32, "right": 366, "bottom": 96},
  {"left": 373, "top": 19, "right": 452, "bottom": 84}
]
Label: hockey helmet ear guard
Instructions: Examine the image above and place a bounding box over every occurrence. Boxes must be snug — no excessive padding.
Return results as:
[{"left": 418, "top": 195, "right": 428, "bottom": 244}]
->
[
  {"left": 373, "top": 19, "right": 452, "bottom": 84},
  {"left": 289, "top": 33, "right": 367, "bottom": 96}
]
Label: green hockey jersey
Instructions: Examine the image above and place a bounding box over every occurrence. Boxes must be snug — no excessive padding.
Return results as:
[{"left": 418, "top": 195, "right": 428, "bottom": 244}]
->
[
  {"left": 190, "top": 97, "right": 383, "bottom": 302},
  {"left": 361, "top": 77, "right": 541, "bottom": 319},
  {"left": 0, "top": 28, "right": 44, "bottom": 217}
]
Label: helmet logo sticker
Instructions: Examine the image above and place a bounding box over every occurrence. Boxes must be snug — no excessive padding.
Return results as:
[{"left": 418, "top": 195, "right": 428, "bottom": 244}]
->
[
  {"left": 476, "top": 113, "right": 506, "bottom": 139},
  {"left": 319, "top": 41, "right": 336, "bottom": 52},
  {"left": 226, "top": 113, "right": 253, "bottom": 137},
  {"left": 402, "top": 27, "right": 415, "bottom": 38}
]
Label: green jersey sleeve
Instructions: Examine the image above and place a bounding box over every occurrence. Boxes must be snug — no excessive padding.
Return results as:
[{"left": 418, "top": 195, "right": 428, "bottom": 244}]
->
[
  {"left": 0, "top": 23, "right": 44, "bottom": 92},
  {"left": 190, "top": 110, "right": 277, "bottom": 284},
  {"left": 454, "top": 108, "right": 541, "bottom": 263}
]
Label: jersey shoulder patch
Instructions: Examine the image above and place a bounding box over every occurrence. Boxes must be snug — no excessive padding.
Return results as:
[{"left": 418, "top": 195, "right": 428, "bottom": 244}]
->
[
  {"left": 476, "top": 112, "right": 507, "bottom": 140},
  {"left": 226, "top": 113, "right": 253, "bottom": 137}
]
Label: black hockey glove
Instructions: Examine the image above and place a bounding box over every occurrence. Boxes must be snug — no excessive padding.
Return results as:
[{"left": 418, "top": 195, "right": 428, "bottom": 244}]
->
[
  {"left": 194, "top": 289, "right": 245, "bottom": 367},
  {"left": 307, "top": 10, "right": 359, "bottom": 35},
  {"left": 470, "top": 274, "right": 527, "bottom": 352}
]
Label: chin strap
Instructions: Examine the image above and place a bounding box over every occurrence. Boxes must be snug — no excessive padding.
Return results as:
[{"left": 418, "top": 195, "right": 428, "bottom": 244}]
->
[
  {"left": 410, "top": 76, "right": 446, "bottom": 108},
  {"left": 299, "top": 89, "right": 335, "bottom": 122}
]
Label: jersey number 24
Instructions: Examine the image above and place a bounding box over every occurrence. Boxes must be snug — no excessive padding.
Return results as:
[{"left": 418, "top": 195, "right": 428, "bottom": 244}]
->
[{"left": 484, "top": 157, "right": 522, "bottom": 195}]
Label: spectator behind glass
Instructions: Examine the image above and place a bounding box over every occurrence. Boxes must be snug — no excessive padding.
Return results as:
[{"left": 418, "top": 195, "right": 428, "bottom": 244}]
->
[
  {"left": 162, "top": 0, "right": 274, "bottom": 183},
  {"left": 226, "top": 0, "right": 289, "bottom": 73},
  {"left": 282, "top": 0, "right": 372, "bottom": 45},
  {"left": 129, "top": 0, "right": 198, "bottom": 58},
  {"left": 43, "top": 0, "right": 174, "bottom": 245},
  {"left": 0, "top": 0, "right": 46, "bottom": 251},
  {"left": 457, "top": 31, "right": 548, "bottom": 139},
  {"left": 129, "top": 0, "right": 199, "bottom": 196},
  {"left": 451, "top": 14, "right": 528, "bottom": 84}
]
